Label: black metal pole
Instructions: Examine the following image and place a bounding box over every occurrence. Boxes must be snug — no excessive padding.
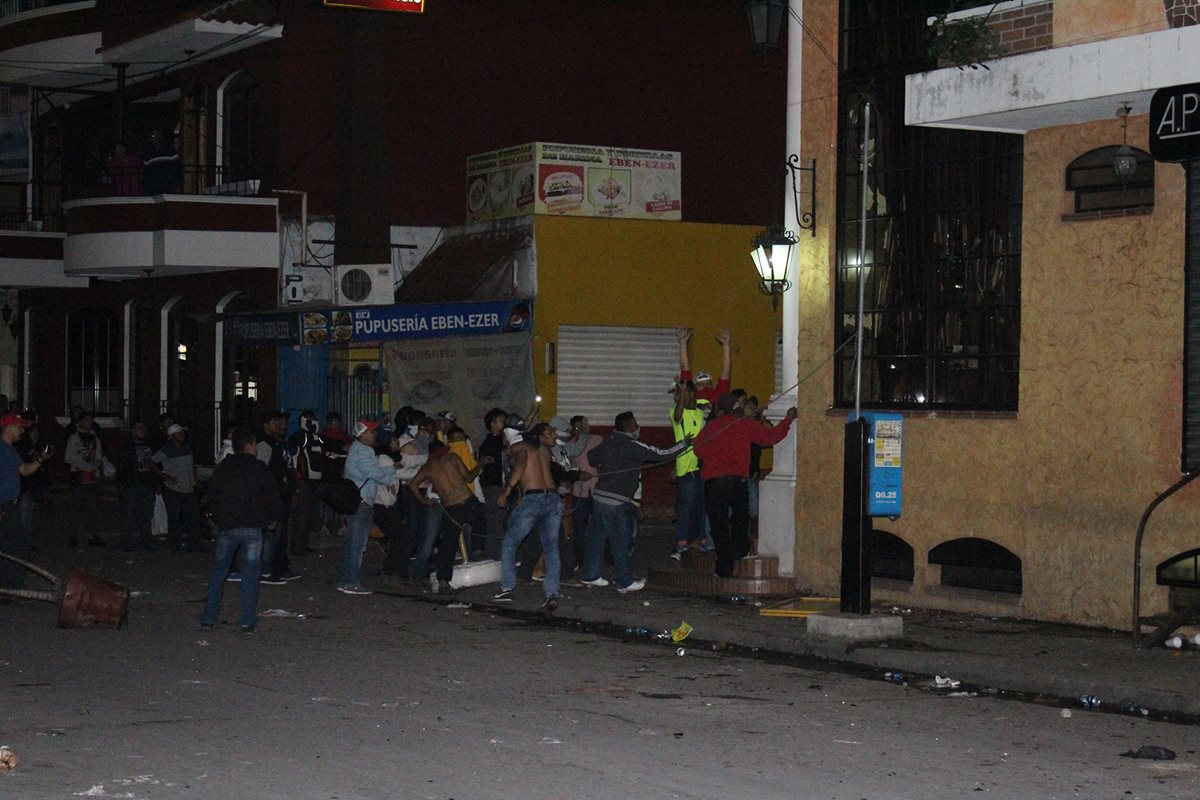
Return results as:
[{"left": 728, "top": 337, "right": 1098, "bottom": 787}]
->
[
  {"left": 115, "top": 63, "right": 127, "bottom": 145},
  {"left": 840, "top": 417, "right": 872, "bottom": 613}
]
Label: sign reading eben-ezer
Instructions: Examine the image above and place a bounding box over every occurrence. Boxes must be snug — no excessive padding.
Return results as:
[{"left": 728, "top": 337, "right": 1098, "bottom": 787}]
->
[
  {"left": 1150, "top": 83, "right": 1200, "bottom": 162},
  {"left": 322, "top": 0, "right": 424, "bottom": 12}
]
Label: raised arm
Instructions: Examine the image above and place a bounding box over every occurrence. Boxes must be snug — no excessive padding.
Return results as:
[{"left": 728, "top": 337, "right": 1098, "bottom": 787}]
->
[
  {"left": 715, "top": 328, "right": 732, "bottom": 382},
  {"left": 675, "top": 326, "right": 693, "bottom": 377}
]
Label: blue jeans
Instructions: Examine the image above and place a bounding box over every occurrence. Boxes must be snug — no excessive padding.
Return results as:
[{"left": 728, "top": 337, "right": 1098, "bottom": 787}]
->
[
  {"left": 338, "top": 501, "right": 373, "bottom": 588},
  {"left": 201, "top": 527, "right": 263, "bottom": 628},
  {"left": 409, "top": 502, "right": 448, "bottom": 581},
  {"left": 583, "top": 501, "right": 637, "bottom": 589},
  {"left": 500, "top": 492, "right": 562, "bottom": 597},
  {"left": 675, "top": 471, "right": 712, "bottom": 548}
]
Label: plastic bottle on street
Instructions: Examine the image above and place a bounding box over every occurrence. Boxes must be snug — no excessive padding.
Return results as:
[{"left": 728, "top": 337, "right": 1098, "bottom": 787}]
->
[{"left": 1079, "top": 694, "right": 1100, "bottom": 710}]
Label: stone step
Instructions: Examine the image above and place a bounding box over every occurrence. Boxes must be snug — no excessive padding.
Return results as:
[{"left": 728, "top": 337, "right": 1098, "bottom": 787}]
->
[
  {"left": 678, "top": 550, "right": 778, "bottom": 577},
  {"left": 647, "top": 560, "right": 795, "bottom": 597}
]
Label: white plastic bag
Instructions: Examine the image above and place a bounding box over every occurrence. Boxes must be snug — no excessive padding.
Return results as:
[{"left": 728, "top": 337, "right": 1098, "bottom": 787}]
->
[{"left": 152, "top": 493, "right": 169, "bottom": 537}]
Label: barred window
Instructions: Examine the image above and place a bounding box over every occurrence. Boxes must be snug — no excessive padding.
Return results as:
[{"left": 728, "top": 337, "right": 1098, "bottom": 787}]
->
[{"left": 836, "top": 0, "right": 1022, "bottom": 411}]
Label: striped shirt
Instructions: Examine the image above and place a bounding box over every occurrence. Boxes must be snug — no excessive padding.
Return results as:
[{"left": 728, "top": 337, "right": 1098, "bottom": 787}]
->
[{"left": 153, "top": 441, "right": 195, "bottom": 493}]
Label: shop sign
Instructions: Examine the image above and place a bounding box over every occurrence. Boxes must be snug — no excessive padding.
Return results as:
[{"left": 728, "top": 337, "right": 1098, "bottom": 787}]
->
[
  {"left": 225, "top": 312, "right": 301, "bottom": 346},
  {"left": 323, "top": 0, "right": 424, "bottom": 12},
  {"left": 467, "top": 142, "right": 681, "bottom": 222},
  {"left": 301, "top": 299, "right": 532, "bottom": 345},
  {"left": 1150, "top": 83, "right": 1200, "bottom": 162}
]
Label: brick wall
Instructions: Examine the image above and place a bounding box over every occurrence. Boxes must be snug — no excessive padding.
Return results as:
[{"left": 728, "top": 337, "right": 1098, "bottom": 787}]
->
[
  {"left": 1164, "top": 0, "right": 1200, "bottom": 28},
  {"left": 987, "top": 2, "right": 1054, "bottom": 55}
]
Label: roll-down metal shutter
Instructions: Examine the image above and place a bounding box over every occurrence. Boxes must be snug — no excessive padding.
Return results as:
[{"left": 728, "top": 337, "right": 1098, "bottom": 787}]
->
[{"left": 556, "top": 325, "right": 677, "bottom": 424}]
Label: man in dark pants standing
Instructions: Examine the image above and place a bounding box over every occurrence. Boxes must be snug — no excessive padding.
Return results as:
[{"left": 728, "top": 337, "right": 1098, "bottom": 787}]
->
[
  {"left": 118, "top": 421, "right": 159, "bottom": 551},
  {"left": 257, "top": 410, "right": 298, "bottom": 584},
  {"left": 693, "top": 394, "right": 795, "bottom": 578}
]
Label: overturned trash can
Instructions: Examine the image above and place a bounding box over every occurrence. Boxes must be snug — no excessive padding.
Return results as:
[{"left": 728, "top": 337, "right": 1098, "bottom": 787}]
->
[{"left": 0, "top": 553, "right": 129, "bottom": 629}]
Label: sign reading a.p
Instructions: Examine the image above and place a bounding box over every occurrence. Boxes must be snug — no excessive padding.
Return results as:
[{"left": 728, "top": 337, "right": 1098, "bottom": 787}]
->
[{"left": 1150, "top": 83, "right": 1200, "bottom": 163}]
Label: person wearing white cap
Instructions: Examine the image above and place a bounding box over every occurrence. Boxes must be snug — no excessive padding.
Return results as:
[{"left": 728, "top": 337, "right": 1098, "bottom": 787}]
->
[
  {"left": 337, "top": 419, "right": 401, "bottom": 595},
  {"left": 151, "top": 422, "right": 203, "bottom": 553},
  {"left": 0, "top": 411, "right": 50, "bottom": 589},
  {"left": 64, "top": 410, "right": 106, "bottom": 548}
]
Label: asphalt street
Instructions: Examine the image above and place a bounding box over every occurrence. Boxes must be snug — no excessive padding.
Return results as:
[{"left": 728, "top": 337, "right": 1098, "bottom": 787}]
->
[{"left": 4, "top": 548, "right": 1200, "bottom": 800}]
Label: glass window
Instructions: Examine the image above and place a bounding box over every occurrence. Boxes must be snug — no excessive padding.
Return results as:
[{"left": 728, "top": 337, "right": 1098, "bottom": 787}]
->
[
  {"left": 66, "top": 308, "right": 120, "bottom": 415},
  {"left": 221, "top": 71, "right": 258, "bottom": 184},
  {"left": 836, "top": 1, "right": 1022, "bottom": 411},
  {"left": 1065, "top": 146, "right": 1154, "bottom": 213}
]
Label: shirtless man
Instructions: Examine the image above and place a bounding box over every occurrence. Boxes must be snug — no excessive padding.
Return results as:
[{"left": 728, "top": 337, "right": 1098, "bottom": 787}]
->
[
  {"left": 408, "top": 446, "right": 491, "bottom": 592},
  {"left": 493, "top": 422, "right": 563, "bottom": 609}
]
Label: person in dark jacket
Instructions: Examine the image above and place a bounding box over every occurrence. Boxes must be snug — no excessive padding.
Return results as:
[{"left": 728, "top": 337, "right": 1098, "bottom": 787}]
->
[
  {"left": 200, "top": 427, "right": 281, "bottom": 632},
  {"left": 581, "top": 412, "right": 690, "bottom": 593},
  {"left": 117, "top": 421, "right": 159, "bottom": 551}
]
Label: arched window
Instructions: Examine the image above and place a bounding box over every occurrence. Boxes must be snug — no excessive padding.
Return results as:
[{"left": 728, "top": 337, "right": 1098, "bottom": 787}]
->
[
  {"left": 872, "top": 530, "right": 914, "bottom": 582},
  {"left": 928, "top": 536, "right": 1022, "bottom": 594},
  {"left": 1158, "top": 548, "right": 1200, "bottom": 588},
  {"left": 217, "top": 71, "right": 258, "bottom": 185},
  {"left": 1065, "top": 146, "right": 1154, "bottom": 214},
  {"left": 66, "top": 308, "right": 121, "bottom": 415}
]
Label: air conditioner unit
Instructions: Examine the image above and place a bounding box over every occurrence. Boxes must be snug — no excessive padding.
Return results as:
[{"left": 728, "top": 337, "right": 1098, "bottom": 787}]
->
[{"left": 334, "top": 263, "right": 394, "bottom": 306}]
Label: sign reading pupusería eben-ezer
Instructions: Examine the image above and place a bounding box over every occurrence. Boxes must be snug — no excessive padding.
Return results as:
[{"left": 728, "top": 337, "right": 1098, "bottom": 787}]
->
[
  {"left": 322, "top": 0, "right": 424, "bottom": 13},
  {"left": 1150, "top": 83, "right": 1200, "bottom": 162}
]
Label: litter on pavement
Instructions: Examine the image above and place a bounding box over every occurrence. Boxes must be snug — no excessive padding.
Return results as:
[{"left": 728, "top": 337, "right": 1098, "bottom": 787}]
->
[
  {"left": 1120, "top": 745, "right": 1176, "bottom": 760},
  {"left": 0, "top": 746, "right": 18, "bottom": 771}
]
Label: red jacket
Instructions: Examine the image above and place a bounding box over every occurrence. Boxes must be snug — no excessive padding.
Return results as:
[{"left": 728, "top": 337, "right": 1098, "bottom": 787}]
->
[{"left": 693, "top": 414, "right": 792, "bottom": 480}]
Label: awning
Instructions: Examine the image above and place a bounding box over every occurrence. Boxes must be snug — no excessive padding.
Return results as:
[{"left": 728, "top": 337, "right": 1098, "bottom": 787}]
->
[{"left": 396, "top": 229, "right": 530, "bottom": 303}]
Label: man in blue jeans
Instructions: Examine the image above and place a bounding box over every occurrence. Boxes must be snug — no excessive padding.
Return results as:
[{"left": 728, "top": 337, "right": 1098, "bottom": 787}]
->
[
  {"left": 583, "top": 411, "right": 691, "bottom": 593},
  {"left": 200, "top": 427, "right": 280, "bottom": 632},
  {"left": 339, "top": 419, "right": 402, "bottom": 595},
  {"left": 493, "top": 423, "right": 563, "bottom": 610}
]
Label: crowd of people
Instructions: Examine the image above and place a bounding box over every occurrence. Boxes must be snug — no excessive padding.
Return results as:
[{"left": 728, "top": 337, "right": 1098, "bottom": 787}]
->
[{"left": 0, "top": 328, "right": 797, "bottom": 629}]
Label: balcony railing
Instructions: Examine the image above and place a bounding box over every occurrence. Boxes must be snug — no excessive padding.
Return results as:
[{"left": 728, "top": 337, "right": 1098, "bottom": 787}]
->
[
  {"left": 59, "top": 164, "right": 263, "bottom": 202},
  {"left": 0, "top": 0, "right": 86, "bottom": 20}
]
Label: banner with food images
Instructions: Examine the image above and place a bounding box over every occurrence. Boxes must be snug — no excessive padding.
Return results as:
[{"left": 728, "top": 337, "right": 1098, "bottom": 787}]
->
[
  {"left": 466, "top": 142, "right": 681, "bottom": 222},
  {"left": 383, "top": 332, "right": 534, "bottom": 440}
]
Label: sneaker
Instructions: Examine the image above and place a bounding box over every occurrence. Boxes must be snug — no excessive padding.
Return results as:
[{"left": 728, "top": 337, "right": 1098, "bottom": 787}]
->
[
  {"left": 260, "top": 574, "right": 287, "bottom": 585},
  {"left": 279, "top": 572, "right": 303, "bottom": 582},
  {"left": 693, "top": 540, "right": 716, "bottom": 553},
  {"left": 581, "top": 577, "right": 610, "bottom": 588},
  {"left": 670, "top": 546, "right": 686, "bottom": 561},
  {"left": 337, "top": 584, "right": 374, "bottom": 595},
  {"left": 531, "top": 574, "right": 545, "bottom": 582},
  {"left": 540, "top": 594, "right": 560, "bottom": 612},
  {"left": 86, "top": 536, "right": 106, "bottom": 547},
  {"left": 617, "top": 579, "right": 647, "bottom": 594},
  {"left": 199, "top": 622, "right": 214, "bottom": 631},
  {"left": 436, "top": 578, "right": 454, "bottom": 594},
  {"left": 225, "top": 572, "right": 242, "bottom": 583},
  {"left": 240, "top": 625, "right": 256, "bottom": 634},
  {"left": 492, "top": 588, "right": 514, "bottom": 603}
]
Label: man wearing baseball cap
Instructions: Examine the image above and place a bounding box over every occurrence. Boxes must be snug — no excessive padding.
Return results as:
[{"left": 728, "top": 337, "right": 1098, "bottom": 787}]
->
[
  {"left": 0, "top": 411, "right": 50, "bottom": 588},
  {"left": 338, "top": 418, "right": 402, "bottom": 595}
]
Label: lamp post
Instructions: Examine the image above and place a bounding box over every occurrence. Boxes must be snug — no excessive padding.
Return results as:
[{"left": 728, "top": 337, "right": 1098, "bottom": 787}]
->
[
  {"left": 746, "top": 0, "right": 788, "bottom": 56},
  {"left": 751, "top": 225, "right": 797, "bottom": 311}
]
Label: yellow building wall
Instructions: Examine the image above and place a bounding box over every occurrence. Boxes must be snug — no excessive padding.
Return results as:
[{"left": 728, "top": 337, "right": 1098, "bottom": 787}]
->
[
  {"left": 531, "top": 215, "right": 781, "bottom": 424},
  {"left": 792, "top": 1, "right": 1193, "bottom": 628},
  {"left": 1052, "top": 0, "right": 1166, "bottom": 46},
  {"left": 793, "top": 60, "right": 1193, "bottom": 627}
]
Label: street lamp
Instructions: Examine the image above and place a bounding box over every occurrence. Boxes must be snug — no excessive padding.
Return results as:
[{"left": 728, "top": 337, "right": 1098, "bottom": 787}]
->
[
  {"left": 746, "top": 0, "right": 788, "bottom": 56},
  {"left": 751, "top": 225, "right": 796, "bottom": 311}
]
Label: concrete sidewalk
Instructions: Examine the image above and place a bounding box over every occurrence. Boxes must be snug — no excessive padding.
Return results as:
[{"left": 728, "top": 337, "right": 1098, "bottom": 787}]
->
[{"left": 399, "top": 575, "right": 1200, "bottom": 723}]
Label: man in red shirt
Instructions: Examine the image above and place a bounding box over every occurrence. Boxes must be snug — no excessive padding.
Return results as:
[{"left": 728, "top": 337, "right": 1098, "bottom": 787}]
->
[
  {"left": 693, "top": 394, "right": 796, "bottom": 577},
  {"left": 675, "top": 326, "right": 732, "bottom": 405}
]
